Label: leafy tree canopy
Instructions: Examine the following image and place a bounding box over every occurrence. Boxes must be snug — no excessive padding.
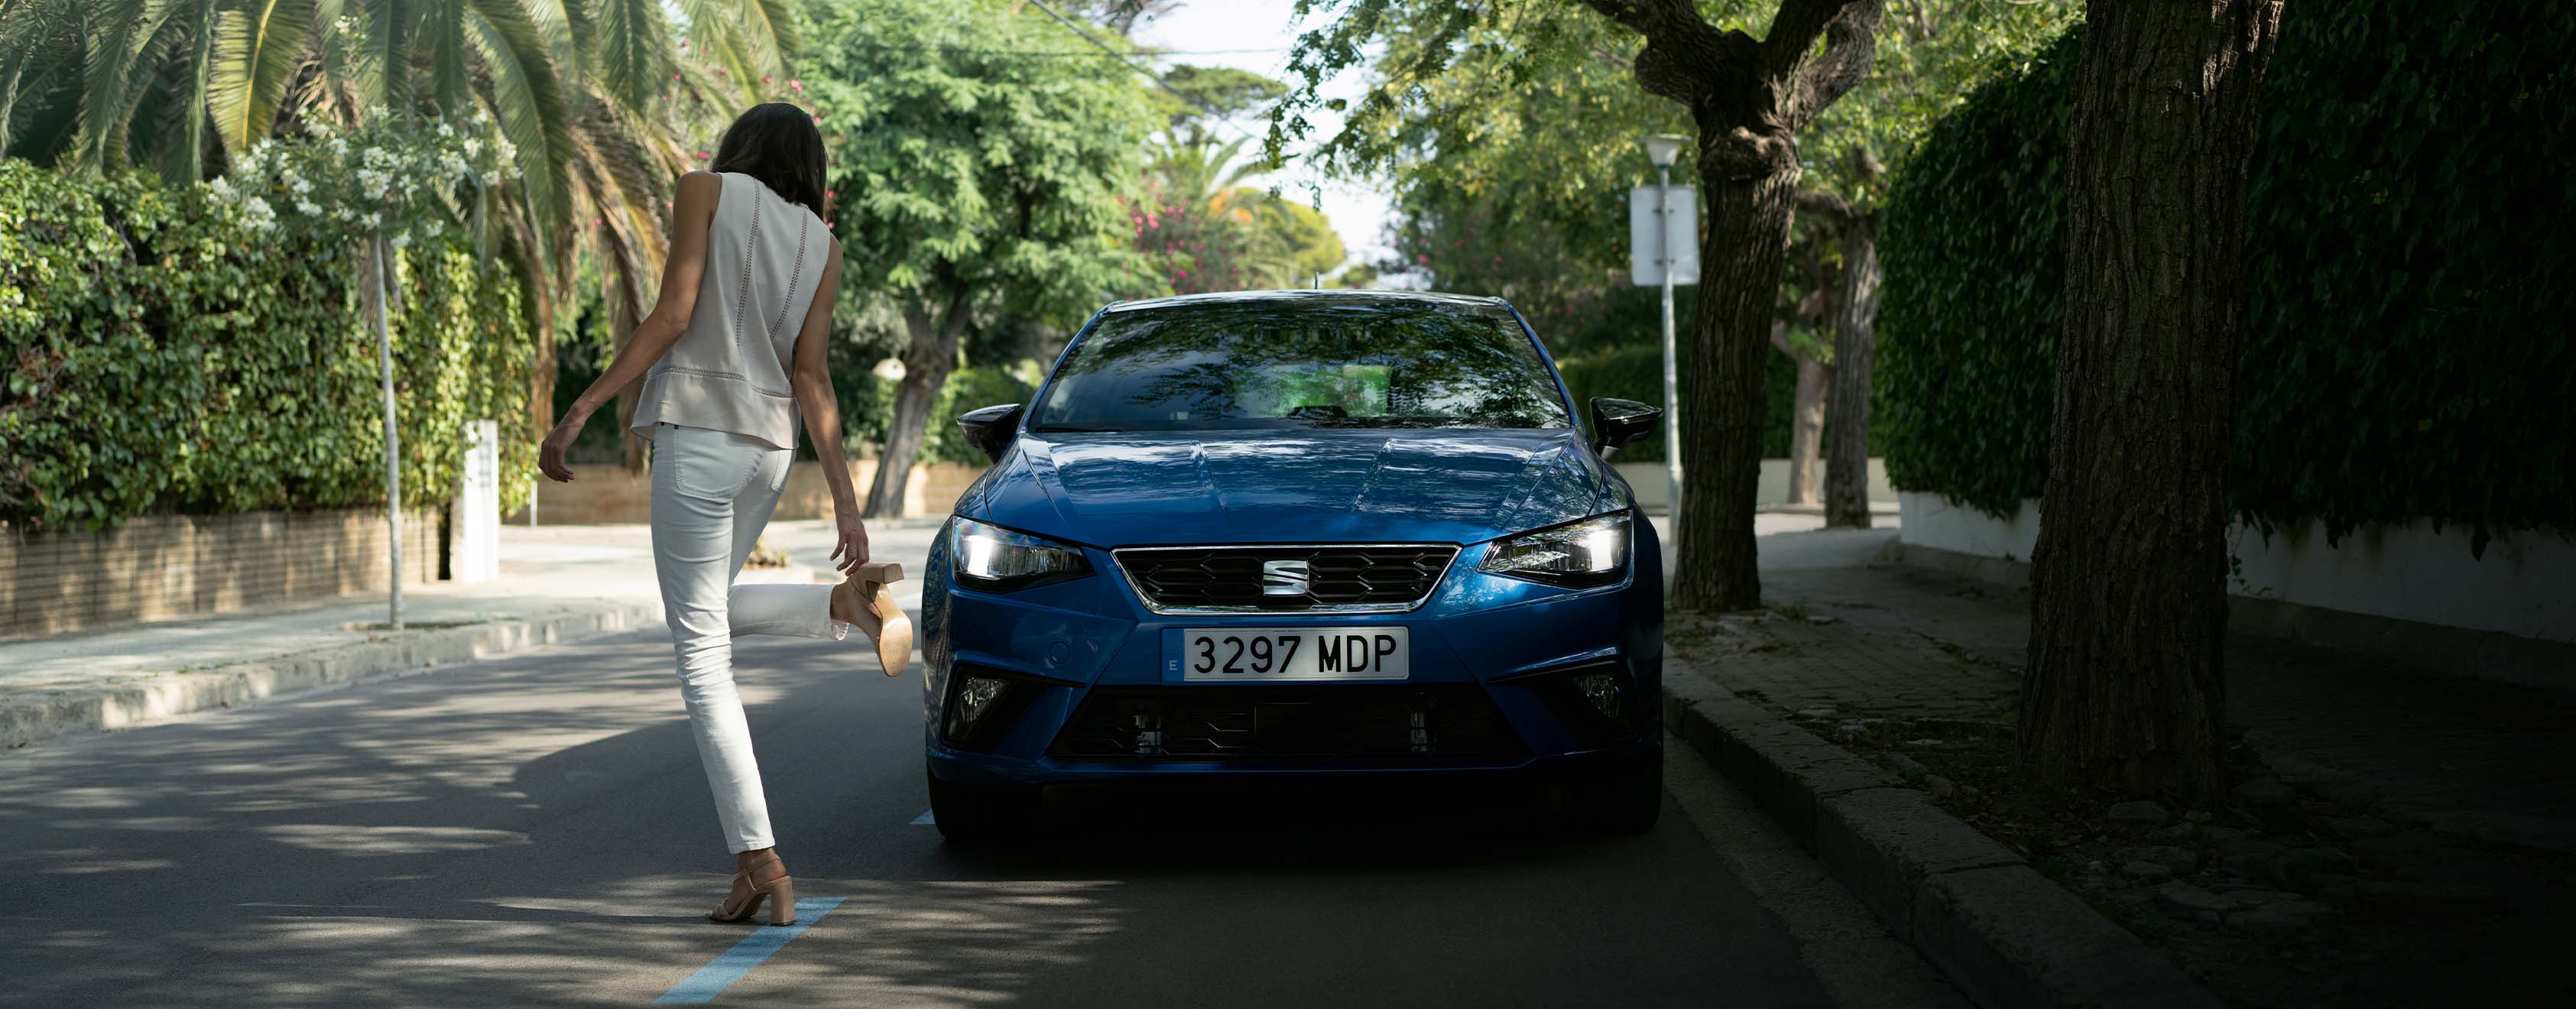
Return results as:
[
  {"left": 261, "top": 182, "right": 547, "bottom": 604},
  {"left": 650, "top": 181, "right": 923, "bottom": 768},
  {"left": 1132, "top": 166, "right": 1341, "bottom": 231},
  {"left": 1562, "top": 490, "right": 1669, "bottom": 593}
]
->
[{"left": 799, "top": 0, "right": 1164, "bottom": 328}]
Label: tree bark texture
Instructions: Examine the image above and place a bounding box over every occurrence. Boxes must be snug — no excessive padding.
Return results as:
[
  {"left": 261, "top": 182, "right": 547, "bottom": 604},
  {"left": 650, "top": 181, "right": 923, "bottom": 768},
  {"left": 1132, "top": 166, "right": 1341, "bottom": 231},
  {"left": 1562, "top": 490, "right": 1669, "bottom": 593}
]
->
[
  {"left": 864, "top": 290, "right": 972, "bottom": 518},
  {"left": 1578, "top": 0, "right": 1884, "bottom": 613},
  {"left": 1671, "top": 161, "right": 1799, "bottom": 612},
  {"left": 2020, "top": 0, "right": 2285, "bottom": 804},
  {"left": 1823, "top": 211, "right": 1880, "bottom": 528},
  {"left": 1786, "top": 352, "right": 1829, "bottom": 506}
]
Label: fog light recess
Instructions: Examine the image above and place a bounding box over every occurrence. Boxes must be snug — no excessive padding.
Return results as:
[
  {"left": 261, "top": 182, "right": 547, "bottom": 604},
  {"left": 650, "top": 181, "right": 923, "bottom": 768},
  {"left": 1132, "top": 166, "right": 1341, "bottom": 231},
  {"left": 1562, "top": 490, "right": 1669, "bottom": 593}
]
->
[
  {"left": 1572, "top": 671, "right": 1624, "bottom": 721},
  {"left": 947, "top": 675, "right": 1010, "bottom": 741}
]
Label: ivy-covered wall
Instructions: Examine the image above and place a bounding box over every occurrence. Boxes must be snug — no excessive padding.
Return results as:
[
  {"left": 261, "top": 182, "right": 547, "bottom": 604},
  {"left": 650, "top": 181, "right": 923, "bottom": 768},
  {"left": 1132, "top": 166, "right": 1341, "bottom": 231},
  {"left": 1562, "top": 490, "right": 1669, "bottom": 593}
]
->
[
  {"left": 1880, "top": 4, "right": 2576, "bottom": 544},
  {"left": 0, "top": 161, "right": 534, "bottom": 530}
]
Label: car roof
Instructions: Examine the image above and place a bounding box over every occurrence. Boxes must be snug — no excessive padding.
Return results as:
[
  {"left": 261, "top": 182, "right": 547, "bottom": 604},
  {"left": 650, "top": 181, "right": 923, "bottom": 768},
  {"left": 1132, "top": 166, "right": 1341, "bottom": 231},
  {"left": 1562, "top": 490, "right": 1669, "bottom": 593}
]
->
[{"left": 1099, "top": 289, "right": 1510, "bottom": 314}]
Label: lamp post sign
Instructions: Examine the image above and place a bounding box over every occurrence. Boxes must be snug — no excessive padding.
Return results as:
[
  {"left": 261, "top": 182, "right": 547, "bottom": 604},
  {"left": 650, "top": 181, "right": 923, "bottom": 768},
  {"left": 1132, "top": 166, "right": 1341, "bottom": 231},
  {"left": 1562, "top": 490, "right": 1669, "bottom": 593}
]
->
[{"left": 1630, "top": 134, "right": 1696, "bottom": 534}]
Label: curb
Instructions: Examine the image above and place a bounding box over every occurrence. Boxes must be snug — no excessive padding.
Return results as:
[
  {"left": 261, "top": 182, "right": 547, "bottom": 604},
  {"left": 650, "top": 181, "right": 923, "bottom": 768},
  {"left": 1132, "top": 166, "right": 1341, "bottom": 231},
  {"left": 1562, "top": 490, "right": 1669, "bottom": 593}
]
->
[
  {"left": 1663, "top": 662, "right": 2221, "bottom": 1009},
  {"left": 2, "top": 599, "right": 660, "bottom": 750}
]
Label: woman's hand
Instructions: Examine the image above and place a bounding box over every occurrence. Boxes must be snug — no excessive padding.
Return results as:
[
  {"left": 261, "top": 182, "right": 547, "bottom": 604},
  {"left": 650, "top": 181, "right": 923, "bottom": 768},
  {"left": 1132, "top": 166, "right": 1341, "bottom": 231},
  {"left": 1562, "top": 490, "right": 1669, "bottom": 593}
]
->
[
  {"left": 830, "top": 508, "right": 871, "bottom": 575},
  {"left": 539, "top": 412, "right": 586, "bottom": 482}
]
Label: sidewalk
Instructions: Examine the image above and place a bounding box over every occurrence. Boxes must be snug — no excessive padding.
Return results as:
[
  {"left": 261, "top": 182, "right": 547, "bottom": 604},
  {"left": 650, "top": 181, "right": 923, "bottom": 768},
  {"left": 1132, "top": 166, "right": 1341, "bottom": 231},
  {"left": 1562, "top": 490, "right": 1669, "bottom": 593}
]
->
[
  {"left": 1674, "top": 524, "right": 2574, "bottom": 1006},
  {"left": 2, "top": 521, "right": 940, "bottom": 750}
]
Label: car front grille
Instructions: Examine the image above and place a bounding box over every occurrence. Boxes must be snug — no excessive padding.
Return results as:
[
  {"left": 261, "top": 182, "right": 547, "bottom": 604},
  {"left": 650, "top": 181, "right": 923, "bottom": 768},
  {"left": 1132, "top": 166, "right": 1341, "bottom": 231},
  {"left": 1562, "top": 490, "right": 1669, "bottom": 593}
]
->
[
  {"left": 1112, "top": 543, "right": 1458, "bottom": 613},
  {"left": 1049, "top": 686, "right": 1525, "bottom": 761}
]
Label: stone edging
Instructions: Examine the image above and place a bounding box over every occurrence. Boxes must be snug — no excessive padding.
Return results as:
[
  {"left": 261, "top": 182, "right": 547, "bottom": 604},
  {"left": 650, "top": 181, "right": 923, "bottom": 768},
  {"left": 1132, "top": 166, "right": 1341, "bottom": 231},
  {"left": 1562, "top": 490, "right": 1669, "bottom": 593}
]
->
[
  {"left": 2, "top": 599, "right": 660, "bottom": 750},
  {"left": 1663, "top": 664, "right": 2221, "bottom": 1009}
]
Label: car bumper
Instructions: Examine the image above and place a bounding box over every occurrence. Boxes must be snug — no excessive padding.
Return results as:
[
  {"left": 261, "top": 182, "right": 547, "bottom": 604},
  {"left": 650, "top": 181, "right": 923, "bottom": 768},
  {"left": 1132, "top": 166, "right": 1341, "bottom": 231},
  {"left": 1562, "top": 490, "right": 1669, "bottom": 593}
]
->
[{"left": 919, "top": 519, "right": 1666, "bottom": 787}]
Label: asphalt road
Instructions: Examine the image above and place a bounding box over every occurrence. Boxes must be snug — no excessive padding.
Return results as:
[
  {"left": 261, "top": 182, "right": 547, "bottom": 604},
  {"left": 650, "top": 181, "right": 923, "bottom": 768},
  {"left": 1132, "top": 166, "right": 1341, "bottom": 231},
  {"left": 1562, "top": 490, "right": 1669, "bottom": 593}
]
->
[{"left": 0, "top": 517, "right": 1958, "bottom": 1008}]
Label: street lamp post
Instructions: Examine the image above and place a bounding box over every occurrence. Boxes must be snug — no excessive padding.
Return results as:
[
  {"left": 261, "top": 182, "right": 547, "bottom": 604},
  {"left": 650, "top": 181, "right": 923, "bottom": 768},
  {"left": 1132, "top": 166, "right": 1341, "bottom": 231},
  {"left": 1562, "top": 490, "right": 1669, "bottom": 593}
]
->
[{"left": 1642, "top": 134, "right": 1688, "bottom": 535}]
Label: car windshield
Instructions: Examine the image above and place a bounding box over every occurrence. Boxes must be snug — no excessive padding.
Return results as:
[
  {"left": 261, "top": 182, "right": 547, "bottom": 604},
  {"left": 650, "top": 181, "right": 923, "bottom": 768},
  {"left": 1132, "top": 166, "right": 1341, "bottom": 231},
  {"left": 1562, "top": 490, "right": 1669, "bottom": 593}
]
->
[{"left": 1030, "top": 299, "right": 1572, "bottom": 433}]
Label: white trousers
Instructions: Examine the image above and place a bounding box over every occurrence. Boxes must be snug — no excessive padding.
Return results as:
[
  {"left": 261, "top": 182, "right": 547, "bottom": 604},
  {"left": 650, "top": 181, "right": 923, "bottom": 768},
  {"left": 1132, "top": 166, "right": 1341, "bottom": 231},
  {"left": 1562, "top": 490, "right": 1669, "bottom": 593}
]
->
[{"left": 650, "top": 423, "right": 843, "bottom": 854}]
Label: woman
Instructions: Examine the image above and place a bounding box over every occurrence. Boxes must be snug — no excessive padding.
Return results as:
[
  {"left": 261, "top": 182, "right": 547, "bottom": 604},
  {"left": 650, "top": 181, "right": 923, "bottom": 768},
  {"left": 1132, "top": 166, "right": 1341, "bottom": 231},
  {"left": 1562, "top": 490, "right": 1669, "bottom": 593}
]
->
[{"left": 537, "top": 102, "right": 908, "bottom": 928}]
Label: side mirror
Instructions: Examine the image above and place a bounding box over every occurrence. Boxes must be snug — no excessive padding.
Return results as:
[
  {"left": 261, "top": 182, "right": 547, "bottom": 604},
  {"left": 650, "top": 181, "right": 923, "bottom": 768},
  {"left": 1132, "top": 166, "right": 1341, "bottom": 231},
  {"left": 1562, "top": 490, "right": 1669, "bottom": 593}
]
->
[
  {"left": 1588, "top": 397, "right": 1661, "bottom": 459},
  {"left": 956, "top": 404, "right": 1026, "bottom": 463}
]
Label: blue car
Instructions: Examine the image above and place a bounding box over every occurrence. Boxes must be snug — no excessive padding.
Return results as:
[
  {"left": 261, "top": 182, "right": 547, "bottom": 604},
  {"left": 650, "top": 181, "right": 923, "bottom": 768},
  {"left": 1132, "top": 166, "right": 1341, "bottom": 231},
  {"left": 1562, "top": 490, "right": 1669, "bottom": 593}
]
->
[{"left": 918, "top": 290, "right": 1666, "bottom": 842}]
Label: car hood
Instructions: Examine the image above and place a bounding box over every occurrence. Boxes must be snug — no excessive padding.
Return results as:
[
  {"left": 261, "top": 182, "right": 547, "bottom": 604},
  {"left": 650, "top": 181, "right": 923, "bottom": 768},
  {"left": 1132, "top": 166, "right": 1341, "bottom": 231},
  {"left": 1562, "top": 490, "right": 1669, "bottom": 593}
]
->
[{"left": 972, "top": 427, "right": 1627, "bottom": 547}]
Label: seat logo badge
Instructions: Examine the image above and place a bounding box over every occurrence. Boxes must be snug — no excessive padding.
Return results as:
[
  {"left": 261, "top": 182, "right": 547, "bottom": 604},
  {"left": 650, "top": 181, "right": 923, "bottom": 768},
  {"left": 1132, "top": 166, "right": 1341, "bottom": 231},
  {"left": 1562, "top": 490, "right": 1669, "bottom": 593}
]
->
[{"left": 1261, "top": 559, "right": 1311, "bottom": 596}]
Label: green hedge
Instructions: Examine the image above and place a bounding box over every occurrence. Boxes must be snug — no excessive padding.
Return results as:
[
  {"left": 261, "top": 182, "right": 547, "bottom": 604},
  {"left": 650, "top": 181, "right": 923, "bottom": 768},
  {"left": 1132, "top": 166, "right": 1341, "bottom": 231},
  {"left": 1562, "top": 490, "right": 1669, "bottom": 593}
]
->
[
  {"left": 0, "top": 160, "right": 534, "bottom": 529},
  {"left": 1879, "top": 6, "right": 2576, "bottom": 543},
  {"left": 1877, "top": 32, "right": 2077, "bottom": 515},
  {"left": 1557, "top": 341, "right": 1801, "bottom": 462}
]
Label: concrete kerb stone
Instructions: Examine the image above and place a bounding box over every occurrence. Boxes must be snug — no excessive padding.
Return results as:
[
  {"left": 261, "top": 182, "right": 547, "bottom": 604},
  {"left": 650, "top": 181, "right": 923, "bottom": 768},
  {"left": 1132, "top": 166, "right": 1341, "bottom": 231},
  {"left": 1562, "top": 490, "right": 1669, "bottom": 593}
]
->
[
  {"left": 2, "top": 599, "right": 660, "bottom": 749},
  {"left": 1664, "top": 667, "right": 1894, "bottom": 849},
  {"left": 1914, "top": 865, "right": 2223, "bottom": 1009},
  {"left": 1817, "top": 786, "right": 2026, "bottom": 940},
  {"left": 1664, "top": 654, "right": 2218, "bottom": 1009}
]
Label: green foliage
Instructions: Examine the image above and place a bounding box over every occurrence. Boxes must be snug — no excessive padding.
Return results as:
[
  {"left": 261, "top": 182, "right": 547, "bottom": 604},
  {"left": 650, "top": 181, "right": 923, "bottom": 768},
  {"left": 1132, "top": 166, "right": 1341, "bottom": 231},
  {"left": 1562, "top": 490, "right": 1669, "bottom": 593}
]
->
[
  {"left": 918, "top": 364, "right": 1036, "bottom": 466},
  {"left": 0, "top": 160, "right": 534, "bottom": 529},
  {"left": 1880, "top": 5, "right": 2576, "bottom": 543},
  {"left": 1876, "top": 31, "right": 2077, "bottom": 515},
  {"left": 2232, "top": 0, "right": 2576, "bottom": 543},
  {"left": 800, "top": 0, "right": 1163, "bottom": 328},
  {"left": 1799, "top": 0, "right": 2078, "bottom": 203}
]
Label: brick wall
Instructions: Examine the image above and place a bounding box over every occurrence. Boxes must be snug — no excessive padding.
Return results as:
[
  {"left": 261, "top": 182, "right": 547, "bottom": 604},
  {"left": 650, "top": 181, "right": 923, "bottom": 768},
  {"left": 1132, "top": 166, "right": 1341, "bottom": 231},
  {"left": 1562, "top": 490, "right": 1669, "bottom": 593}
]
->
[
  {"left": 516, "top": 461, "right": 986, "bottom": 524},
  {"left": 1, "top": 508, "right": 440, "bottom": 638}
]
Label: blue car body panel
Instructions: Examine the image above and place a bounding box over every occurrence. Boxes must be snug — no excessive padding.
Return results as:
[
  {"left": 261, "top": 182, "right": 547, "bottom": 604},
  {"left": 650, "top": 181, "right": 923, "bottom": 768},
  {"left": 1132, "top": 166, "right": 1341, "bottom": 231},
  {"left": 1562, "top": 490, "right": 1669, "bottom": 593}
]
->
[{"left": 921, "top": 291, "right": 1663, "bottom": 787}]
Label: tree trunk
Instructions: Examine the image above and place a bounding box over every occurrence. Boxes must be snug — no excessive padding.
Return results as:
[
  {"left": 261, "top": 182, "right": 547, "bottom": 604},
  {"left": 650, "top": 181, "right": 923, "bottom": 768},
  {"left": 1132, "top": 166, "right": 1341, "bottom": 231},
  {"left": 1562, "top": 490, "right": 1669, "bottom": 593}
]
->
[
  {"left": 1785, "top": 352, "right": 1829, "bottom": 506},
  {"left": 1672, "top": 150, "right": 1799, "bottom": 613},
  {"left": 863, "top": 290, "right": 971, "bottom": 518},
  {"left": 2020, "top": 0, "right": 2284, "bottom": 805},
  {"left": 1823, "top": 212, "right": 1880, "bottom": 528}
]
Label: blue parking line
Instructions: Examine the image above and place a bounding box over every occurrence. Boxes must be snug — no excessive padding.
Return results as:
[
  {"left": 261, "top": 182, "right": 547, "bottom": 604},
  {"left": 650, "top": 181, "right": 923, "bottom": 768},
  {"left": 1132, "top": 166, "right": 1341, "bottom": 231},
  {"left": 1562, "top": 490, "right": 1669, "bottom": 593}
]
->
[
  {"left": 654, "top": 897, "right": 848, "bottom": 1004},
  {"left": 909, "top": 809, "right": 936, "bottom": 826}
]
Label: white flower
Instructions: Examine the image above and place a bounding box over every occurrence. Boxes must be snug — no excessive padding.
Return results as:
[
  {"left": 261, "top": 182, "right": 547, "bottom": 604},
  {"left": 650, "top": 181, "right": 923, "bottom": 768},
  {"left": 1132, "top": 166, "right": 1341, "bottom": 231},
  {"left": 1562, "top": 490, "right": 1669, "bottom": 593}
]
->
[
  {"left": 283, "top": 170, "right": 310, "bottom": 195},
  {"left": 295, "top": 199, "right": 323, "bottom": 216},
  {"left": 335, "top": 207, "right": 356, "bottom": 222},
  {"left": 439, "top": 154, "right": 468, "bottom": 180},
  {"left": 462, "top": 138, "right": 482, "bottom": 158},
  {"left": 207, "top": 176, "right": 235, "bottom": 200},
  {"left": 361, "top": 212, "right": 380, "bottom": 228},
  {"left": 329, "top": 137, "right": 349, "bottom": 158},
  {"left": 436, "top": 122, "right": 454, "bottom": 138},
  {"left": 494, "top": 138, "right": 517, "bottom": 163},
  {"left": 391, "top": 232, "right": 412, "bottom": 249}
]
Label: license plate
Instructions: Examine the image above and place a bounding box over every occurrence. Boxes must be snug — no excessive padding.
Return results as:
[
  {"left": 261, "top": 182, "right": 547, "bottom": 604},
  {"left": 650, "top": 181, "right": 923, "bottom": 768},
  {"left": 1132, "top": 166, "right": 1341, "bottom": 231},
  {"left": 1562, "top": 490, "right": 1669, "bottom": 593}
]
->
[{"left": 1176, "top": 627, "right": 1410, "bottom": 682}]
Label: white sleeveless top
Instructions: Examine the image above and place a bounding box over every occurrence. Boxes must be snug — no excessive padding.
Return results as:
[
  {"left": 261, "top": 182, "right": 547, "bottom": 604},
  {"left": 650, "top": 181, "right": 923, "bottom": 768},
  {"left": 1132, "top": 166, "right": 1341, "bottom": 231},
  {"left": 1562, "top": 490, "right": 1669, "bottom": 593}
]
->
[{"left": 628, "top": 172, "right": 825, "bottom": 451}]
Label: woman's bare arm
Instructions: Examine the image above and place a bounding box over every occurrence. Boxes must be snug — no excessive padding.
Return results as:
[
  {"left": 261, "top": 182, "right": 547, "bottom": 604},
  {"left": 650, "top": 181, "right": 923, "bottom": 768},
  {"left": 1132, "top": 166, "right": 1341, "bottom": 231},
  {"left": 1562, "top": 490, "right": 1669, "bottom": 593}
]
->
[
  {"left": 787, "top": 243, "right": 865, "bottom": 573},
  {"left": 538, "top": 170, "right": 723, "bottom": 482}
]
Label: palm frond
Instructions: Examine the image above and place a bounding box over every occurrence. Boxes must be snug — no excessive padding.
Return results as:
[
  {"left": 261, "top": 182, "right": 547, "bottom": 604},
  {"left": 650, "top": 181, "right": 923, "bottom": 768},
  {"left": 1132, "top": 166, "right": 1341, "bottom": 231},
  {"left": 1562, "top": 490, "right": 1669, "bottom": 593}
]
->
[
  {"left": 427, "top": 0, "right": 469, "bottom": 115},
  {"left": 73, "top": 0, "right": 159, "bottom": 172},
  {"left": 209, "top": 0, "right": 316, "bottom": 154},
  {"left": 590, "top": 0, "right": 671, "bottom": 114},
  {"left": 463, "top": 0, "right": 571, "bottom": 233}
]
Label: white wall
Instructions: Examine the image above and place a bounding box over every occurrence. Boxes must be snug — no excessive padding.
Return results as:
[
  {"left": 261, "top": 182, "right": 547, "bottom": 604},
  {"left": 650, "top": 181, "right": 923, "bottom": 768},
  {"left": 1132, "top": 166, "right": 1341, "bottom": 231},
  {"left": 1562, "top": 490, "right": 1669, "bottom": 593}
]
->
[
  {"left": 1899, "top": 492, "right": 2576, "bottom": 644},
  {"left": 1619, "top": 458, "right": 1896, "bottom": 511}
]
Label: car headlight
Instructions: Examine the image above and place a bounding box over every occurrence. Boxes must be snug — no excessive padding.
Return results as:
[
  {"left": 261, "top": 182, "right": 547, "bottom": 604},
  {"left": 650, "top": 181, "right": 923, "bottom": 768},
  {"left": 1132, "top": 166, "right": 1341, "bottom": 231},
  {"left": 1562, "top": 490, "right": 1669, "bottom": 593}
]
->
[
  {"left": 1478, "top": 511, "right": 1630, "bottom": 588},
  {"left": 951, "top": 517, "right": 1092, "bottom": 592}
]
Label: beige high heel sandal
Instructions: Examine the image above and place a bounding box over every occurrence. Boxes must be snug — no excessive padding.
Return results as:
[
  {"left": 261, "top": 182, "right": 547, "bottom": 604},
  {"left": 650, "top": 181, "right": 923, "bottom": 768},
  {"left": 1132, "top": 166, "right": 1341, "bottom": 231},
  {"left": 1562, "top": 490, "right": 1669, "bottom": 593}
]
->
[
  {"left": 835, "top": 561, "right": 913, "bottom": 678},
  {"left": 708, "top": 854, "right": 797, "bottom": 926}
]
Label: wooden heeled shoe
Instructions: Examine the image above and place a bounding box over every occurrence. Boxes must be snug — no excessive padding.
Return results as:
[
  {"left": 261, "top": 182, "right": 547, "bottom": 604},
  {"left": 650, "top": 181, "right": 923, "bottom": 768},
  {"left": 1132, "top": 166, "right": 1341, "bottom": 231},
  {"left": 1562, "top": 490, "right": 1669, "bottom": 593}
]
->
[
  {"left": 835, "top": 561, "right": 914, "bottom": 678},
  {"left": 709, "top": 855, "right": 796, "bottom": 926}
]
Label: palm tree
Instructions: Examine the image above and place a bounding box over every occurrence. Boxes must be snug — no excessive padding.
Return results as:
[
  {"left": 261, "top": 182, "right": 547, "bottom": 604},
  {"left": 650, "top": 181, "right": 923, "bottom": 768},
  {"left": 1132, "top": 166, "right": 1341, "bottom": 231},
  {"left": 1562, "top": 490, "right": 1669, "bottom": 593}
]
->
[{"left": 0, "top": 0, "right": 799, "bottom": 450}]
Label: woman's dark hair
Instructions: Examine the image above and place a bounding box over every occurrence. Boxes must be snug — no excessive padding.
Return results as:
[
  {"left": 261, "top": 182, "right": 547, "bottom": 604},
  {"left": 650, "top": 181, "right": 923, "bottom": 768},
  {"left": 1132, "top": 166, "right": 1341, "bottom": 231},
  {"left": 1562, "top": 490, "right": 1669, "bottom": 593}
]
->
[{"left": 709, "top": 102, "right": 827, "bottom": 218}]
